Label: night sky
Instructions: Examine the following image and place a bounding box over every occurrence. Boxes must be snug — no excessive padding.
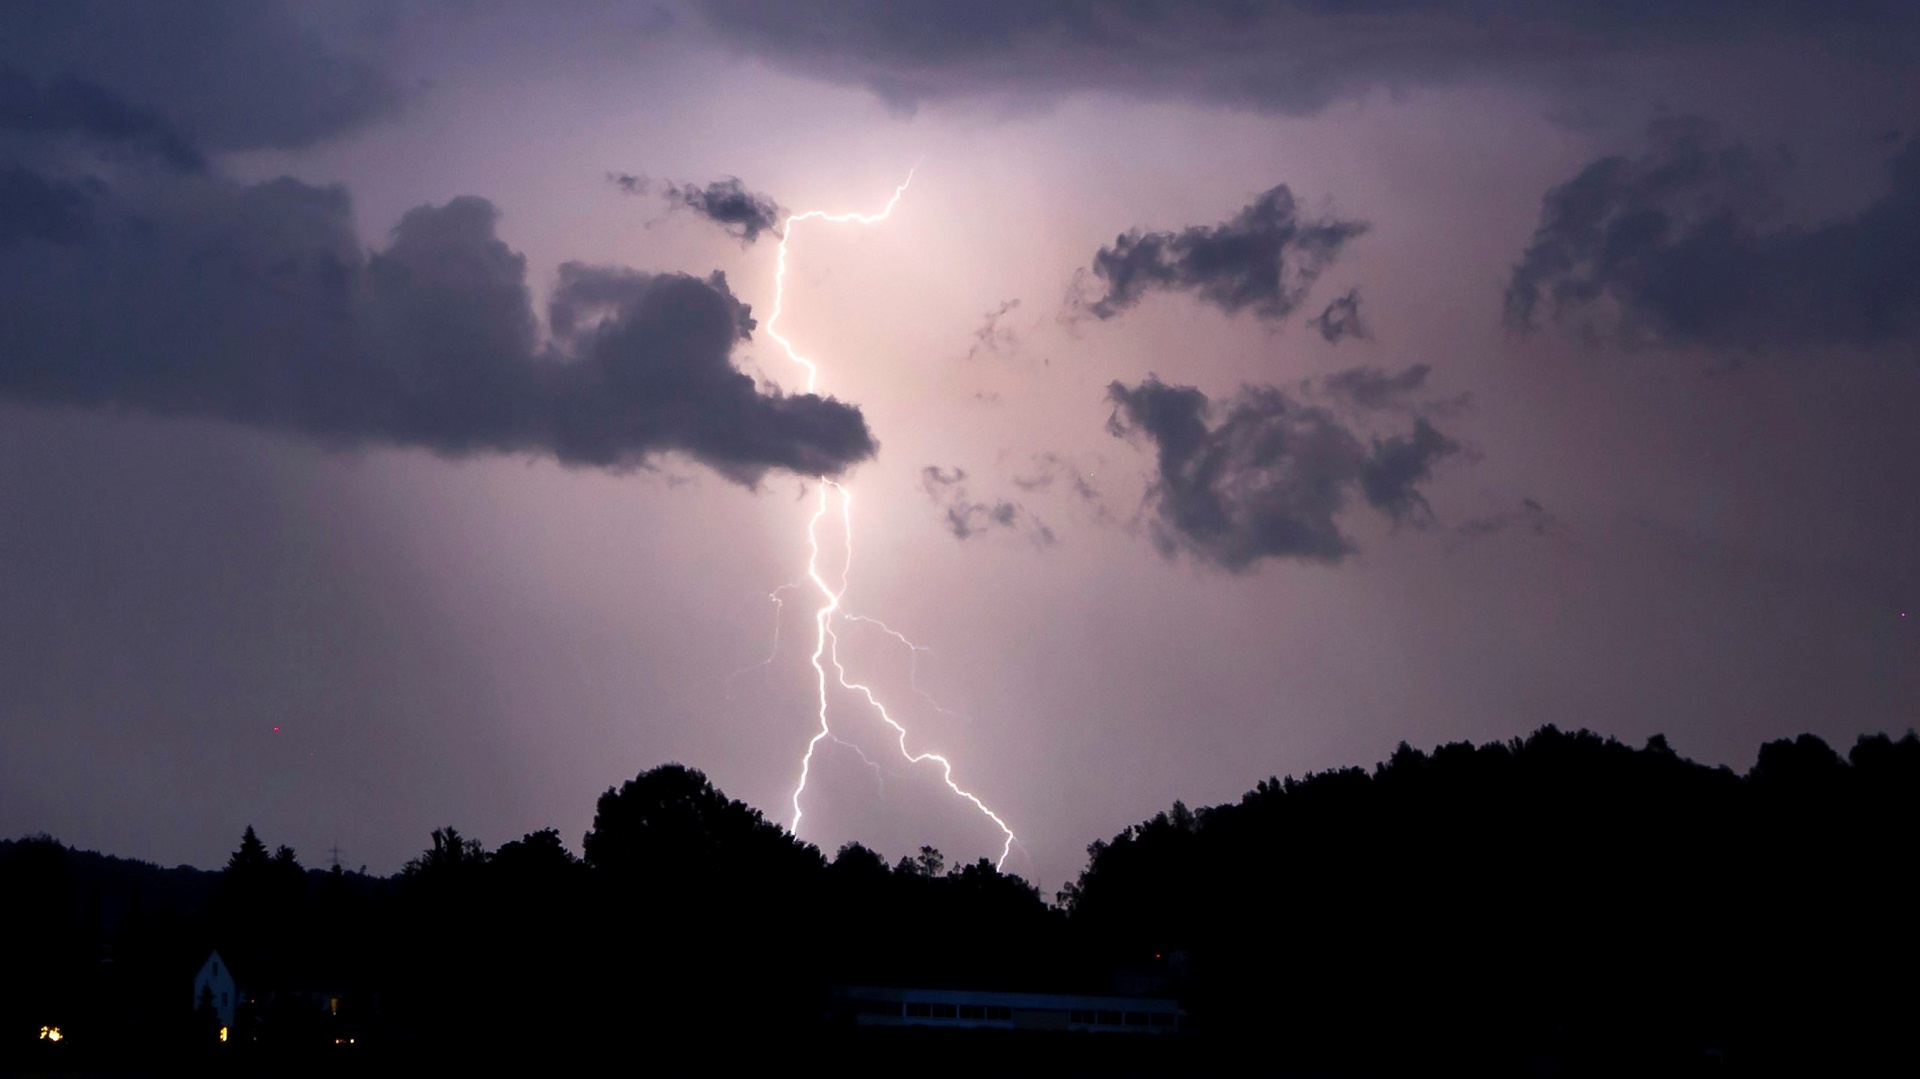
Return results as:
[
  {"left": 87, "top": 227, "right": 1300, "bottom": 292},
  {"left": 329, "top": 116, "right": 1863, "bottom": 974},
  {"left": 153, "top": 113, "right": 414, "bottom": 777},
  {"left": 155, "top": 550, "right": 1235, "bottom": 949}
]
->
[{"left": 2, "top": 1, "right": 1916, "bottom": 892}]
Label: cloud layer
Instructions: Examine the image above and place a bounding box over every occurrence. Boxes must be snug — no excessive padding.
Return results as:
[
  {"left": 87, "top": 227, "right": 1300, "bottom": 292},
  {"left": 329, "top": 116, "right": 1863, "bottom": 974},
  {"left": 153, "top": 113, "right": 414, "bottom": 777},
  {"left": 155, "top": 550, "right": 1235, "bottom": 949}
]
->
[
  {"left": 0, "top": 163, "right": 874, "bottom": 482},
  {"left": 1507, "top": 119, "right": 1920, "bottom": 351},
  {"left": 0, "top": 1, "right": 398, "bottom": 152},
  {"left": 0, "top": 65, "right": 205, "bottom": 172},
  {"left": 688, "top": 1, "right": 1920, "bottom": 116}
]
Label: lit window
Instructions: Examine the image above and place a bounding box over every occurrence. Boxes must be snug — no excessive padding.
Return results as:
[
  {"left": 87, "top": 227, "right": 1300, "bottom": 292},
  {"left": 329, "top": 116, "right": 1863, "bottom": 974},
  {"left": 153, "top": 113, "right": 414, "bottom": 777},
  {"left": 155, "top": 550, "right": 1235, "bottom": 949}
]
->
[
  {"left": 39, "top": 1026, "right": 63, "bottom": 1042},
  {"left": 219, "top": 1026, "right": 229, "bottom": 1043}
]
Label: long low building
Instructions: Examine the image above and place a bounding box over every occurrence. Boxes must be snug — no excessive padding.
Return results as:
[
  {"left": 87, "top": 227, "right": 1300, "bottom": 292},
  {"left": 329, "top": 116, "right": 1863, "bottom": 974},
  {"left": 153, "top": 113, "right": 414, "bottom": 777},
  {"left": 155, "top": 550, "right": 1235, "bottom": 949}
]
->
[{"left": 828, "top": 986, "right": 1183, "bottom": 1034}]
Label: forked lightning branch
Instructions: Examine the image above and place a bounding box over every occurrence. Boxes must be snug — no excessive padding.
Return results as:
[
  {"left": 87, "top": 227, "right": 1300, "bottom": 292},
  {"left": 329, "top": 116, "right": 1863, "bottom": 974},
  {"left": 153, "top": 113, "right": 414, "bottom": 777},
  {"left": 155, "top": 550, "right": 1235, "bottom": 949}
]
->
[{"left": 763, "top": 174, "right": 1017, "bottom": 869}]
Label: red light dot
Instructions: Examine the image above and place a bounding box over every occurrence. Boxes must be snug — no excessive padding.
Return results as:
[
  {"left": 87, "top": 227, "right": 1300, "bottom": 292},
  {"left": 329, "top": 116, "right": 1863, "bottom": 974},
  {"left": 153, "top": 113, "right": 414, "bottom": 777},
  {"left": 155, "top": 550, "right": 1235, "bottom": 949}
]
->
[{"left": 272, "top": 726, "right": 281, "bottom": 732}]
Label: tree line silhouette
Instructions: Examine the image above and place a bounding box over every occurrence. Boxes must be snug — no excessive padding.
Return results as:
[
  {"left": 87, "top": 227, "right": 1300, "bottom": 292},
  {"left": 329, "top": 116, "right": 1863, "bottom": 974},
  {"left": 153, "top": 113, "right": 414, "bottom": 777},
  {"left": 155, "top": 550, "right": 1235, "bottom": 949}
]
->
[{"left": 6, "top": 725, "right": 1916, "bottom": 1074}]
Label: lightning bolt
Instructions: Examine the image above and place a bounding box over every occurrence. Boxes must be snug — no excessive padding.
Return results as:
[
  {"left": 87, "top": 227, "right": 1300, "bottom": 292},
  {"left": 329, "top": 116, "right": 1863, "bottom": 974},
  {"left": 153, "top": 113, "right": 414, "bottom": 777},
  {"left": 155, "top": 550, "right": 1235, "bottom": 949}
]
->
[
  {"left": 723, "top": 585, "right": 796, "bottom": 699},
  {"left": 769, "top": 173, "right": 1017, "bottom": 870},
  {"left": 843, "top": 614, "right": 968, "bottom": 723}
]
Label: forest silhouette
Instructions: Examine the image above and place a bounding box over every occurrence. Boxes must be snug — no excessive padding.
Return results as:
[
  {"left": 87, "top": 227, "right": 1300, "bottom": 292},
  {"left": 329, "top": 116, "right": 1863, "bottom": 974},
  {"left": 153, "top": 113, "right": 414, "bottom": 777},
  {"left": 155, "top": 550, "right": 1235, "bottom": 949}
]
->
[{"left": 6, "top": 725, "right": 1916, "bottom": 1074}]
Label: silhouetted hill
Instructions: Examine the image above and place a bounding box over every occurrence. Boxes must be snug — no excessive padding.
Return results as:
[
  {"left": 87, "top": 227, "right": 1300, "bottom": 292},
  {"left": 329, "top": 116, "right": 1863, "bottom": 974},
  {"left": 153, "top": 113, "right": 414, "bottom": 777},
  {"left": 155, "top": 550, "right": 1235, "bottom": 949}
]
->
[
  {"left": 1063, "top": 726, "right": 1920, "bottom": 1075},
  {"left": 8, "top": 726, "right": 1916, "bottom": 1075}
]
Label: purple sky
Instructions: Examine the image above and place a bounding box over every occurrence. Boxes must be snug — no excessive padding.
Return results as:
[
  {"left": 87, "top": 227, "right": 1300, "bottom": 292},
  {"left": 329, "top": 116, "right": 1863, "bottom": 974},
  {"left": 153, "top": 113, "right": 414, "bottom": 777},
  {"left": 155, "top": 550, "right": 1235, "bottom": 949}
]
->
[{"left": 3, "top": 1, "right": 1917, "bottom": 890}]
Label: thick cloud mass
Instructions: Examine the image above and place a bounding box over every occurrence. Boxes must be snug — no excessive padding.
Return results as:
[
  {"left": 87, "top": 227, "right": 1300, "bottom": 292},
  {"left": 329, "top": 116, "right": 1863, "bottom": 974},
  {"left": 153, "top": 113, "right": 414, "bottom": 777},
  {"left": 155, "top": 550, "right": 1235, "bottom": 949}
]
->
[
  {"left": 0, "top": 66, "right": 204, "bottom": 172},
  {"left": 1107, "top": 374, "right": 1457, "bottom": 571},
  {"left": 1506, "top": 120, "right": 1920, "bottom": 351},
  {"left": 1082, "top": 185, "right": 1366, "bottom": 321},
  {"left": 0, "top": 174, "right": 875, "bottom": 482},
  {"left": 0, "top": 7, "right": 873, "bottom": 485},
  {"left": 546, "top": 264, "right": 874, "bottom": 477},
  {"left": 689, "top": 1, "right": 1920, "bottom": 115},
  {"left": 0, "top": 167, "right": 92, "bottom": 247},
  {"left": 0, "top": 1, "right": 398, "bottom": 152}
]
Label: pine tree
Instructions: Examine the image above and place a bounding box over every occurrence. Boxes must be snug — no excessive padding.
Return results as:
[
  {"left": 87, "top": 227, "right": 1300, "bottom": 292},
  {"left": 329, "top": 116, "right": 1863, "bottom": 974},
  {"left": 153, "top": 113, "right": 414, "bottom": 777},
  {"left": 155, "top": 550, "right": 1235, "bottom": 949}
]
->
[{"left": 225, "top": 826, "right": 271, "bottom": 876}]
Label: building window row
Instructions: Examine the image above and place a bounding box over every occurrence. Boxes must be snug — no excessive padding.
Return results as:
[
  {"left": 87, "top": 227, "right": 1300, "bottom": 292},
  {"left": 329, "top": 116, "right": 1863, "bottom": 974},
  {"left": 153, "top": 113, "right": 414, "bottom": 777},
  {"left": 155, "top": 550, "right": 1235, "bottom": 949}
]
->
[{"left": 872, "top": 999, "right": 1173, "bottom": 1028}]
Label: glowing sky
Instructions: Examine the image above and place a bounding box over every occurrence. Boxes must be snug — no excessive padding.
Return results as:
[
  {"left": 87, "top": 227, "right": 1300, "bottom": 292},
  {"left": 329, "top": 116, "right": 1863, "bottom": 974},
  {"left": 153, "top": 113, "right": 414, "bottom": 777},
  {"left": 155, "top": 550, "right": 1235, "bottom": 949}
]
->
[{"left": 3, "top": 2, "right": 1918, "bottom": 890}]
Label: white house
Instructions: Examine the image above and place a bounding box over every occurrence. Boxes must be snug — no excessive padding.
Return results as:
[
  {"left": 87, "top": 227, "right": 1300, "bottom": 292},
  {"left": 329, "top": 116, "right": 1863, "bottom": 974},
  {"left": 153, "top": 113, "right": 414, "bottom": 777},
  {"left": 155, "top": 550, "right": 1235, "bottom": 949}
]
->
[{"left": 192, "top": 950, "right": 239, "bottom": 1030}]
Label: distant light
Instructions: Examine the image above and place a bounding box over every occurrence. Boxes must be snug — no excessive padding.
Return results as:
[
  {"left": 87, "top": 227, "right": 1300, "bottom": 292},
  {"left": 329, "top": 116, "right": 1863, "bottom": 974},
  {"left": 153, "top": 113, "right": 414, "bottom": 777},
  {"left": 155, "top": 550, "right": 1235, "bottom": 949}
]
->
[
  {"left": 39, "top": 1026, "right": 62, "bottom": 1042},
  {"left": 218, "top": 1026, "right": 228, "bottom": 1043},
  {"left": 272, "top": 726, "right": 281, "bottom": 732}
]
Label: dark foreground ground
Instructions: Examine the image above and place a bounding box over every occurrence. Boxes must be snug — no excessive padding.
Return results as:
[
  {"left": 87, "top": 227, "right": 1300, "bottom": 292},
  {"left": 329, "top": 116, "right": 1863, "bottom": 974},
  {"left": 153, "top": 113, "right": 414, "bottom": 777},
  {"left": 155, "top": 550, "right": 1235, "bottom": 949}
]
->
[{"left": 4, "top": 1024, "right": 1826, "bottom": 1078}]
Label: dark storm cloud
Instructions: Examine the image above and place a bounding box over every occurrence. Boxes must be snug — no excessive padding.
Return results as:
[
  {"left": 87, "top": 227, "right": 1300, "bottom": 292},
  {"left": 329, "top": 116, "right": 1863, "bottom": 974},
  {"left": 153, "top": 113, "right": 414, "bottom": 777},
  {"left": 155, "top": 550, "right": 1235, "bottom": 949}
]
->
[
  {"left": 920, "top": 466, "right": 1056, "bottom": 546},
  {"left": 1309, "top": 288, "right": 1367, "bottom": 344},
  {"left": 0, "top": 170, "right": 874, "bottom": 483},
  {"left": 0, "top": 1, "right": 399, "bottom": 152},
  {"left": 661, "top": 177, "right": 785, "bottom": 244},
  {"left": 1506, "top": 119, "right": 1920, "bottom": 351},
  {"left": 686, "top": 1, "right": 1920, "bottom": 116},
  {"left": 1079, "top": 185, "right": 1366, "bottom": 322},
  {"left": 1360, "top": 418, "right": 1458, "bottom": 528},
  {"left": 0, "top": 66, "right": 204, "bottom": 172},
  {"left": 1106, "top": 375, "right": 1458, "bottom": 571},
  {"left": 0, "top": 7, "right": 866, "bottom": 483},
  {"left": 546, "top": 264, "right": 873, "bottom": 477}
]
